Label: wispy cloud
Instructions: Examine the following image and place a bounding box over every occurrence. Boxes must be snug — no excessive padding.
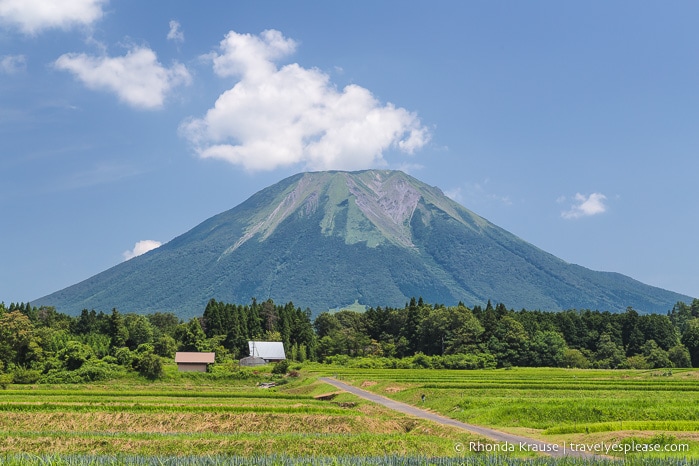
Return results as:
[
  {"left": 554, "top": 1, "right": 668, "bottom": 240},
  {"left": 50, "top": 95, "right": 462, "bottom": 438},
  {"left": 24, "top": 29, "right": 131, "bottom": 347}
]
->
[
  {"left": 0, "top": 54, "right": 26, "bottom": 74},
  {"left": 446, "top": 179, "right": 511, "bottom": 206},
  {"left": 167, "top": 20, "right": 184, "bottom": 43},
  {"left": 0, "top": 0, "right": 106, "bottom": 35},
  {"left": 444, "top": 187, "right": 463, "bottom": 203},
  {"left": 61, "top": 162, "right": 144, "bottom": 191},
  {"left": 181, "top": 29, "right": 430, "bottom": 172},
  {"left": 55, "top": 46, "right": 191, "bottom": 109},
  {"left": 123, "top": 240, "right": 162, "bottom": 261},
  {"left": 561, "top": 192, "right": 608, "bottom": 219}
]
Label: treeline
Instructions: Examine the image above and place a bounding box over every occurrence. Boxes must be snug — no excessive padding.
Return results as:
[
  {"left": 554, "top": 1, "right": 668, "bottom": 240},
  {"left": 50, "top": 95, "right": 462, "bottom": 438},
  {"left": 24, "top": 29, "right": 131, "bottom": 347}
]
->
[
  {"left": 0, "top": 298, "right": 315, "bottom": 384},
  {"left": 314, "top": 298, "right": 699, "bottom": 370},
  {"left": 1, "top": 297, "right": 699, "bottom": 384}
]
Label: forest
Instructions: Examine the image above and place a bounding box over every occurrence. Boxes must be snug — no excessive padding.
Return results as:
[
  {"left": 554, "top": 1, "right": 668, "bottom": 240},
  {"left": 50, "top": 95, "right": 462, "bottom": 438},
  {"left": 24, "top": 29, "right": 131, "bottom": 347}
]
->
[{"left": 1, "top": 297, "right": 699, "bottom": 384}]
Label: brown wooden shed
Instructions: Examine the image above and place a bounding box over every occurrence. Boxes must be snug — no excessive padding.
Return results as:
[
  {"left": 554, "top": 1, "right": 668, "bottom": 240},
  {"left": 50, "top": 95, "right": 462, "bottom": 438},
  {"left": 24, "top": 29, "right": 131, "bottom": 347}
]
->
[{"left": 175, "top": 352, "right": 215, "bottom": 372}]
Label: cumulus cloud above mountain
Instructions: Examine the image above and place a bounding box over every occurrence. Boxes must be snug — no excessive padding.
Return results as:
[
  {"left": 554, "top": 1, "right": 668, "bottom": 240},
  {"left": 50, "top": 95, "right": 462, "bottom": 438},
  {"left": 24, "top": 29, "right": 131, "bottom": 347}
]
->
[
  {"left": 55, "top": 46, "right": 191, "bottom": 109},
  {"left": 181, "top": 29, "right": 430, "bottom": 172}
]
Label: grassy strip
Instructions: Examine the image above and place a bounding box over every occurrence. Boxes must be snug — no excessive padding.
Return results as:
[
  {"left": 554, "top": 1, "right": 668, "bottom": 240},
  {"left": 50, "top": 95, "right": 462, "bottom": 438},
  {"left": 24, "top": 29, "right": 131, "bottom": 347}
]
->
[
  {"left": 0, "top": 431, "right": 477, "bottom": 457},
  {"left": 3, "top": 454, "right": 699, "bottom": 466},
  {"left": 0, "top": 411, "right": 398, "bottom": 436},
  {"left": 546, "top": 421, "right": 699, "bottom": 434},
  {"left": 421, "top": 384, "right": 699, "bottom": 392},
  {"left": 0, "top": 390, "right": 308, "bottom": 400},
  {"left": 0, "top": 402, "right": 354, "bottom": 415}
]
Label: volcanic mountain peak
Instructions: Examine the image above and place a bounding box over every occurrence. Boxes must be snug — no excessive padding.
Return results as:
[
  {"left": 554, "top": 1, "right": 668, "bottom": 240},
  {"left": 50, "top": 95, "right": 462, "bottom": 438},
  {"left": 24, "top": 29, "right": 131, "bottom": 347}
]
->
[
  {"left": 34, "top": 169, "right": 693, "bottom": 318},
  {"left": 225, "top": 170, "right": 464, "bottom": 253}
]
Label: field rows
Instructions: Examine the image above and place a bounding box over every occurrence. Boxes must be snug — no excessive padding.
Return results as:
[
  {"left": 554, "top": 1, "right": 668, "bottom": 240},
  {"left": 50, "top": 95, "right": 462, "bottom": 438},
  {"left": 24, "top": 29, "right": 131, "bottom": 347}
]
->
[
  {"left": 3, "top": 367, "right": 699, "bottom": 463},
  {"left": 5, "top": 453, "right": 699, "bottom": 466},
  {"left": 310, "top": 367, "right": 699, "bottom": 458},
  {"left": 0, "top": 377, "right": 482, "bottom": 458}
]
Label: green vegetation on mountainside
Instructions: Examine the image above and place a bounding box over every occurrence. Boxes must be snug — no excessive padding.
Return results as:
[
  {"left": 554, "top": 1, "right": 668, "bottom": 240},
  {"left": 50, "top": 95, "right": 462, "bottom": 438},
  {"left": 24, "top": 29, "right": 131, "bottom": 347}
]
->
[{"left": 33, "top": 170, "right": 693, "bottom": 318}]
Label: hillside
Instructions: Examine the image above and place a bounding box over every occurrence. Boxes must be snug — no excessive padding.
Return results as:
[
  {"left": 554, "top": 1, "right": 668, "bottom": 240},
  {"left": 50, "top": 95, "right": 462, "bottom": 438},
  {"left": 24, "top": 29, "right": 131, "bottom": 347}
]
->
[{"left": 34, "top": 170, "right": 692, "bottom": 318}]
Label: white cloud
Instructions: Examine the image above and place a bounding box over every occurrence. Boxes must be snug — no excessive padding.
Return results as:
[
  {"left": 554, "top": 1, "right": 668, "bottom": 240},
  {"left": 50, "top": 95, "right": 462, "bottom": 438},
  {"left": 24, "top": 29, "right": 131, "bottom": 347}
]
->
[
  {"left": 181, "top": 29, "right": 430, "bottom": 172},
  {"left": 561, "top": 192, "right": 608, "bottom": 219},
  {"left": 446, "top": 179, "right": 512, "bottom": 207},
  {"left": 0, "top": 54, "right": 26, "bottom": 74},
  {"left": 0, "top": 0, "right": 106, "bottom": 35},
  {"left": 55, "top": 46, "right": 191, "bottom": 109},
  {"left": 444, "top": 187, "right": 463, "bottom": 203},
  {"left": 122, "top": 240, "right": 162, "bottom": 261},
  {"left": 167, "top": 20, "right": 184, "bottom": 43}
]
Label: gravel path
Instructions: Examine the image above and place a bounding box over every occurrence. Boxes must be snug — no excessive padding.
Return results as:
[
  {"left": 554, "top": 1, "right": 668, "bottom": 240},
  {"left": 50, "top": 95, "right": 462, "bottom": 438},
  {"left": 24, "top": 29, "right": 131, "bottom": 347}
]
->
[{"left": 319, "top": 377, "right": 599, "bottom": 459}]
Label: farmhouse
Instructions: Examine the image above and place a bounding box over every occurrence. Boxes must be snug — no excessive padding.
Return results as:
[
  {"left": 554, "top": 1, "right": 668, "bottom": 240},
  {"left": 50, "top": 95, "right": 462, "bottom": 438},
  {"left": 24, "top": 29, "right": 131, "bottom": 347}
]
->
[
  {"left": 175, "top": 352, "right": 215, "bottom": 372},
  {"left": 248, "top": 341, "right": 286, "bottom": 363}
]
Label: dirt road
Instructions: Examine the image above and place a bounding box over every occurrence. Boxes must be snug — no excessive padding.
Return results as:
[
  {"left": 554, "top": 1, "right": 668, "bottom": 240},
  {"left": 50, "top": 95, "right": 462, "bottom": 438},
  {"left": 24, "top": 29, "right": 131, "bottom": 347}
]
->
[{"left": 319, "top": 377, "right": 598, "bottom": 459}]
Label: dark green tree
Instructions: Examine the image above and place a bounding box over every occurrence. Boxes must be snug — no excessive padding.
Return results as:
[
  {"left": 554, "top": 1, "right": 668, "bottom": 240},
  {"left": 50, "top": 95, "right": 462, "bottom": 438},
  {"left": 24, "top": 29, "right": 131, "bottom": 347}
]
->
[
  {"left": 124, "top": 314, "right": 154, "bottom": 349},
  {"left": 641, "top": 340, "right": 671, "bottom": 369},
  {"left": 528, "top": 331, "right": 567, "bottom": 367},
  {"left": 108, "top": 309, "right": 129, "bottom": 349},
  {"left": 638, "top": 314, "right": 678, "bottom": 351},
  {"left": 0, "top": 311, "right": 37, "bottom": 368},
  {"left": 175, "top": 318, "right": 207, "bottom": 352},
  {"left": 681, "top": 318, "right": 699, "bottom": 367},
  {"left": 593, "top": 333, "right": 626, "bottom": 369},
  {"left": 668, "top": 345, "right": 692, "bottom": 368},
  {"left": 488, "top": 316, "right": 528, "bottom": 367}
]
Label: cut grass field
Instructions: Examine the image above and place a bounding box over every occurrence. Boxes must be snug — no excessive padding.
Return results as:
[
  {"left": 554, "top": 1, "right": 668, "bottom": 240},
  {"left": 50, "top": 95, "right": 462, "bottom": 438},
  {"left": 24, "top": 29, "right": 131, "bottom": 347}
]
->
[
  {"left": 310, "top": 366, "right": 699, "bottom": 459},
  {"left": 0, "top": 368, "right": 483, "bottom": 459},
  {"left": 1, "top": 365, "right": 698, "bottom": 465}
]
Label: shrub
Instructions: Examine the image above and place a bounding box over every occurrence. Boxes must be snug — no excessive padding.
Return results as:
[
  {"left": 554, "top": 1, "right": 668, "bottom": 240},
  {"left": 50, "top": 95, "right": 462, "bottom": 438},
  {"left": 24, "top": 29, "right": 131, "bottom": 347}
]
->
[
  {"left": 434, "top": 353, "right": 496, "bottom": 370},
  {"left": 323, "top": 354, "right": 350, "bottom": 366},
  {"left": 59, "top": 341, "right": 94, "bottom": 370},
  {"left": 153, "top": 335, "right": 177, "bottom": 358},
  {"left": 113, "top": 347, "right": 134, "bottom": 367},
  {"left": 272, "top": 360, "right": 289, "bottom": 374},
  {"left": 101, "top": 355, "right": 118, "bottom": 365},
  {"left": 626, "top": 354, "right": 650, "bottom": 369},
  {"left": 561, "top": 348, "right": 590, "bottom": 369},
  {"left": 668, "top": 345, "right": 692, "bottom": 368},
  {"left": 411, "top": 353, "right": 433, "bottom": 369},
  {"left": 12, "top": 367, "right": 41, "bottom": 384},
  {"left": 136, "top": 352, "right": 164, "bottom": 380},
  {"left": 77, "top": 359, "right": 121, "bottom": 382},
  {"left": 39, "top": 369, "right": 83, "bottom": 384},
  {"left": 0, "top": 373, "right": 12, "bottom": 389}
]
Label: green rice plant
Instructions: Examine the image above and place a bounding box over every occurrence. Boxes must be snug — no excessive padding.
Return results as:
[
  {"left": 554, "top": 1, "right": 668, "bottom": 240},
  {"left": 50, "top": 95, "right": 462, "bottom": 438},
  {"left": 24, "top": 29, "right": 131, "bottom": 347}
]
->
[
  {"left": 4, "top": 454, "right": 699, "bottom": 466},
  {"left": 546, "top": 421, "right": 699, "bottom": 435}
]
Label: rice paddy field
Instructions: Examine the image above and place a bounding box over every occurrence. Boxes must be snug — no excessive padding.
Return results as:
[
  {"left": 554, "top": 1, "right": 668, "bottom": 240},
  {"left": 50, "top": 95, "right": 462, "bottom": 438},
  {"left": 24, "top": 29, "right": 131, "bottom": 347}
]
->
[
  {"left": 0, "top": 367, "right": 483, "bottom": 462},
  {"left": 1, "top": 365, "right": 698, "bottom": 465},
  {"left": 311, "top": 367, "right": 699, "bottom": 461}
]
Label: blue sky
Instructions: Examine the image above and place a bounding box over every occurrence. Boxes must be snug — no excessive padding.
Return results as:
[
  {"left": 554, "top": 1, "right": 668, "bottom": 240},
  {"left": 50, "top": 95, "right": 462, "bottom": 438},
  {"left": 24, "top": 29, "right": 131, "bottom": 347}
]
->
[{"left": 1, "top": 1, "right": 697, "bottom": 306}]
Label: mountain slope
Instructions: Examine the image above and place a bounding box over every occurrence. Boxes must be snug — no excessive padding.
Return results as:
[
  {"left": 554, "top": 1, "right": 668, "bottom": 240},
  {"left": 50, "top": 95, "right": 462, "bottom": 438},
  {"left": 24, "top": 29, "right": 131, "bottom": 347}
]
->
[{"left": 34, "top": 170, "right": 692, "bottom": 318}]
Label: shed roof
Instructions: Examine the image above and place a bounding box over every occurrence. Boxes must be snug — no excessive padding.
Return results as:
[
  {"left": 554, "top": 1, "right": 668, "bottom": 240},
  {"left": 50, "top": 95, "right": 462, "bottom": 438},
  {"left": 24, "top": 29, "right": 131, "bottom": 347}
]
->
[
  {"left": 248, "top": 341, "right": 286, "bottom": 360},
  {"left": 239, "top": 356, "right": 267, "bottom": 367},
  {"left": 175, "top": 352, "right": 216, "bottom": 364}
]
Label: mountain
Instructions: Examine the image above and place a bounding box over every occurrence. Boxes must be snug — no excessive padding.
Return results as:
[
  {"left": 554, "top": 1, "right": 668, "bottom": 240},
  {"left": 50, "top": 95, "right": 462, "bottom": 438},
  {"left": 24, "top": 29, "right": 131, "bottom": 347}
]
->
[{"left": 34, "top": 170, "right": 692, "bottom": 318}]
